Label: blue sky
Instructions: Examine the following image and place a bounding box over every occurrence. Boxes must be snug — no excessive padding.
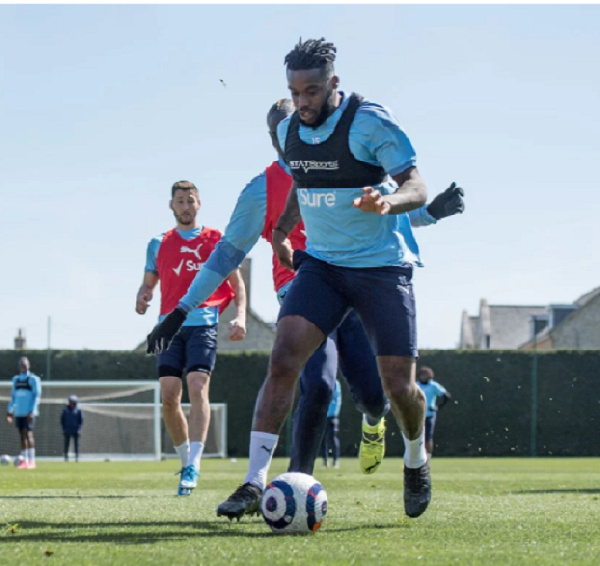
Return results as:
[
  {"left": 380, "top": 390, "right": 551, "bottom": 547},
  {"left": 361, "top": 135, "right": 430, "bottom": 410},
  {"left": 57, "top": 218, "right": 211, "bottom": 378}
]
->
[{"left": 1, "top": 4, "right": 599, "bottom": 352}]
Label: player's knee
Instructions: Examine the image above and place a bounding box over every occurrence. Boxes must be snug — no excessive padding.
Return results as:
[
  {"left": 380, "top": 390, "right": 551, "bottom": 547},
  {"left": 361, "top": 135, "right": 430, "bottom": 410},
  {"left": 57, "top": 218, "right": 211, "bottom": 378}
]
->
[
  {"left": 382, "top": 377, "right": 415, "bottom": 403},
  {"left": 270, "top": 348, "right": 304, "bottom": 380}
]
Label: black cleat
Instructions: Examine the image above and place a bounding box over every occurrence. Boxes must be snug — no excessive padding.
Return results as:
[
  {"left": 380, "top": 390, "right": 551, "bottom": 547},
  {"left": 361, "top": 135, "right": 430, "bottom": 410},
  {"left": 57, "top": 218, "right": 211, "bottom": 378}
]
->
[
  {"left": 217, "top": 483, "right": 262, "bottom": 521},
  {"left": 404, "top": 462, "right": 431, "bottom": 518}
]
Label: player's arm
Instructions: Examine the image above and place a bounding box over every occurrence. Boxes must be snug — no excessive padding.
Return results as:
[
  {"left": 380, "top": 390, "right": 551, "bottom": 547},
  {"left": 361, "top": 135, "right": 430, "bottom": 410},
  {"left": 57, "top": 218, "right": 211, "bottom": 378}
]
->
[
  {"left": 6, "top": 380, "right": 15, "bottom": 423},
  {"left": 226, "top": 268, "right": 247, "bottom": 341},
  {"left": 147, "top": 173, "right": 267, "bottom": 354},
  {"left": 272, "top": 181, "right": 300, "bottom": 271},
  {"left": 28, "top": 376, "right": 41, "bottom": 422},
  {"left": 436, "top": 385, "right": 452, "bottom": 410},
  {"left": 136, "top": 272, "right": 159, "bottom": 315}
]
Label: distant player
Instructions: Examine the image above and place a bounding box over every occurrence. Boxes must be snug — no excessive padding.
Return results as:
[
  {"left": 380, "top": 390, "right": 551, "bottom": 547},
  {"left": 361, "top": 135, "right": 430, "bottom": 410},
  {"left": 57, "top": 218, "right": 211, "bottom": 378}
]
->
[
  {"left": 6, "top": 356, "right": 42, "bottom": 469},
  {"left": 137, "top": 180, "right": 247, "bottom": 496},
  {"left": 417, "top": 366, "right": 452, "bottom": 460},
  {"left": 320, "top": 379, "right": 341, "bottom": 468}
]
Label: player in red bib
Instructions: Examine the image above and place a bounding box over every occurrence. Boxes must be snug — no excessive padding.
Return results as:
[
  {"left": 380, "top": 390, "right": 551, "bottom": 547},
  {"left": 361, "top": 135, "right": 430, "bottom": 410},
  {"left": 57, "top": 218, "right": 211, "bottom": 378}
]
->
[{"left": 136, "top": 180, "right": 247, "bottom": 496}]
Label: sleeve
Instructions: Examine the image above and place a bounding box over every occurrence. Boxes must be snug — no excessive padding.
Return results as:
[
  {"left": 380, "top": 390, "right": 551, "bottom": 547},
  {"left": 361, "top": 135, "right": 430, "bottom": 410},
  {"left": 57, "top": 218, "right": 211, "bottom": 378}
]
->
[
  {"left": 145, "top": 235, "right": 163, "bottom": 274},
  {"left": 7, "top": 377, "right": 16, "bottom": 414},
  {"left": 61, "top": 409, "right": 66, "bottom": 428},
  {"left": 351, "top": 102, "right": 417, "bottom": 177},
  {"left": 78, "top": 409, "right": 83, "bottom": 428},
  {"left": 434, "top": 381, "right": 448, "bottom": 397},
  {"left": 179, "top": 172, "right": 267, "bottom": 312},
  {"left": 408, "top": 205, "right": 437, "bottom": 228},
  {"left": 31, "top": 376, "right": 42, "bottom": 415}
]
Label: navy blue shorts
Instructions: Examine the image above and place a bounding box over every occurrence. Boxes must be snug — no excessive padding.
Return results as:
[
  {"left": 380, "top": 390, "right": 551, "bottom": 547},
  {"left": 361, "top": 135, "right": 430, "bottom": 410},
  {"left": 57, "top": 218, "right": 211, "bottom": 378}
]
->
[
  {"left": 15, "top": 416, "right": 35, "bottom": 431},
  {"left": 279, "top": 250, "right": 417, "bottom": 357},
  {"left": 424, "top": 415, "right": 437, "bottom": 442},
  {"left": 157, "top": 325, "right": 218, "bottom": 378}
]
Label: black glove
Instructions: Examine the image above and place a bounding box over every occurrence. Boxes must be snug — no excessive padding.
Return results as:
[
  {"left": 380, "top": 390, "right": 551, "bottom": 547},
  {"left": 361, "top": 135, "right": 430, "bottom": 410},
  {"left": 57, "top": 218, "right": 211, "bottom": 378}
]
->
[
  {"left": 426, "top": 182, "right": 465, "bottom": 220},
  {"left": 146, "top": 307, "right": 187, "bottom": 354}
]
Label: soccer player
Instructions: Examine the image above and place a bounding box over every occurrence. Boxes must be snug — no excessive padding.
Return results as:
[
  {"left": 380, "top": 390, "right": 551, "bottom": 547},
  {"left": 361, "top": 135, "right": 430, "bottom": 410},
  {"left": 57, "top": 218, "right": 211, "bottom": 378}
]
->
[
  {"left": 320, "top": 379, "right": 341, "bottom": 469},
  {"left": 6, "top": 356, "right": 42, "bottom": 469},
  {"left": 137, "top": 180, "right": 247, "bottom": 496},
  {"left": 227, "top": 37, "right": 435, "bottom": 520},
  {"left": 416, "top": 366, "right": 452, "bottom": 460},
  {"left": 61, "top": 395, "right": 84, "bottom": 462},
  {"left": 146, "top": 101, "right": 463, "bottom": 488}
]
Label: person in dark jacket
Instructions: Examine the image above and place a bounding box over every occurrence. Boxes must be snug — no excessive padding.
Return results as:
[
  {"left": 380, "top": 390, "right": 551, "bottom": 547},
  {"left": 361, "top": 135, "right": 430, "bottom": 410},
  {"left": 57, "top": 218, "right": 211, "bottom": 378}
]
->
[{"left": 61, "top": 395, "right": 84, "bottom": 462}]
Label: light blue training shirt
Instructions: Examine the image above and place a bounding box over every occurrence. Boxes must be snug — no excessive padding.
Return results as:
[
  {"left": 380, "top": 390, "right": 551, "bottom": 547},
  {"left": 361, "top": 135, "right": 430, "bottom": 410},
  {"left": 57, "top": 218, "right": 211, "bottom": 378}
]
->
[
  {"left": 417, "top": 380, "right": 448, "bottom": 418},
  {"left": 8, "top": 372, "right": 42, "bottom": 417},
  {"left": 327, "top": 379, "right": 342, "bottom": 419},
  {"left": 277, "top": 91, "right": 423, "bottom": 269}
]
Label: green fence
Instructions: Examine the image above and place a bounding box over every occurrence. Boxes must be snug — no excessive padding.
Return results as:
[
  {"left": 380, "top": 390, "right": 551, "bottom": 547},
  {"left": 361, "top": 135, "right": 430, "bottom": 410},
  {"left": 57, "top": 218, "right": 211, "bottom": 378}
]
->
[{"left": 2, "top": 349, "right": 599, "bottom": 457}]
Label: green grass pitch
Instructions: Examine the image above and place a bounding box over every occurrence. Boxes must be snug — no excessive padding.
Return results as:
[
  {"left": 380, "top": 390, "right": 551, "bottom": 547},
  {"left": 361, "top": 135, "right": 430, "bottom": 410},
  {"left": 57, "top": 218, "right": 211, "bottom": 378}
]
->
[{"left": 1, "top": 458, "right": 599, "bottom": 565}]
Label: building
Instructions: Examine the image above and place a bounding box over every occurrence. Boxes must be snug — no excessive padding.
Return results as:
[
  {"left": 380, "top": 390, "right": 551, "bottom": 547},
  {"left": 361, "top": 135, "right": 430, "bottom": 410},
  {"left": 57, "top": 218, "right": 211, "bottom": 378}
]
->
[{"left": 459, "top": 286, "right": 600, "bottom": 350}]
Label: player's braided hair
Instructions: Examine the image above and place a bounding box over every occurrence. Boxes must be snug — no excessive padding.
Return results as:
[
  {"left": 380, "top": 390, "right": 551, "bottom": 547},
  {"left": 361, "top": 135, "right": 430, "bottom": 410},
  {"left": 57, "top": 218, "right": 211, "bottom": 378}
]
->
[{"left": 284, "top": 37, "right": 336, "bottom": 75}]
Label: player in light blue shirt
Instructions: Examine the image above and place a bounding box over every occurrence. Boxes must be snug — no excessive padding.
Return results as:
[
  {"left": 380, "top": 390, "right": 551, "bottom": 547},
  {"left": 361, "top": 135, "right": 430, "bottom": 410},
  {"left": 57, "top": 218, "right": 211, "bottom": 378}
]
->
[
  {"left": 321, "top": 379, "right": 342, "bottom": 468},
  {"left": 417, "top": 366, "right": 452, "bottom": 460},
  {"left": 6, "top": 356, "right": 42, "bottom": 468}
]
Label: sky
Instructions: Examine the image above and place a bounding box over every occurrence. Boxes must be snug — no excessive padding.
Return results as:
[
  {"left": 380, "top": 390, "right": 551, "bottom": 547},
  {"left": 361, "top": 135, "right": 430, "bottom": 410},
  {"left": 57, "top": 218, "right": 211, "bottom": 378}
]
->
[{"left": 1, "top": 3, "right": 599, "bottom": 352}]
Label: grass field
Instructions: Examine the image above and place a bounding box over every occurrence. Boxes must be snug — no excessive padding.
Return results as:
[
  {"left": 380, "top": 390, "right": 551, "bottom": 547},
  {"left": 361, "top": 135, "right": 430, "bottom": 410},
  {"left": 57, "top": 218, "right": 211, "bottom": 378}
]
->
[{"left": 1, "top": 457, "right": 599, "bottom": 565}]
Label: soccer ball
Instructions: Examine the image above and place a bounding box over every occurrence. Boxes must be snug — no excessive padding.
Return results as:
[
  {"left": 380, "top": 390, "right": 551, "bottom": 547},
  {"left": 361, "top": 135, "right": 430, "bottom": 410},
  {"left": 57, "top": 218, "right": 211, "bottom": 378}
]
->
[
  {"left": 260, "top": 472, "right": 327, "bottom": 535},
  {"left": 0, "top": 454, "right": 13, "bottom": 466},
  {"left": 13, "top": 455, "right": 24, "bottom": 467}
]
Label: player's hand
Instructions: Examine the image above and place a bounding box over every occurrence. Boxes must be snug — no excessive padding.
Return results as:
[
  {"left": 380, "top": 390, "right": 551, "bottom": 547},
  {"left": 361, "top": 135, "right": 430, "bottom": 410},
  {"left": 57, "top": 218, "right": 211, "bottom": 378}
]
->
[
  {"left": 146, "top": 307, "right": 187, "bottom": 354},
  {"left": 353, "top": 187, "right": 391, "bottom": 215},
  {"left": 272, "top": 228, "right": 294, "bottom": 271},
  {"left": 136, "top": 289, "right": 153, "bottom": 315},
  {"left": 426, "top": 182, "right": 465, "bottom": 220},
  {"left": 27, "top": 412, "right": 34, "bottom": 423},
  {"left": 229, "top": 317, "right": 246, "bottom": 341},
  {"left": 6, "top": 414, "right": 12, "bottom": 424}
]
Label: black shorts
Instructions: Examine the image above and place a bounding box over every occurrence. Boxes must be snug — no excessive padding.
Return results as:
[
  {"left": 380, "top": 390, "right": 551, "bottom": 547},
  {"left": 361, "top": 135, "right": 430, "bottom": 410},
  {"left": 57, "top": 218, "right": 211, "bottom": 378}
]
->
[
  {"left": 15, "top": 416, "right": 35, "bottom": 431},
  {"left": 156, "top": 325, "right": 218, "bottom": 378},
  {"left": 279, "top": 250, "right": 417, "bottom": 357}
]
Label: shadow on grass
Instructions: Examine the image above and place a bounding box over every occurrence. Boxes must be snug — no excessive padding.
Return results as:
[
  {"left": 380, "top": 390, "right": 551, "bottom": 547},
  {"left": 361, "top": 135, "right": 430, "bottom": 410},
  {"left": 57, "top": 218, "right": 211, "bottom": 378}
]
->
[
  {"left": 0, "top": 495, "right": 136, "bottom": 500},
  {"left": 1, "top": 520, "right": 409, "bottom": 543},
  {"left": 511, "top": 489, "right": 600, "bottom": 495}
]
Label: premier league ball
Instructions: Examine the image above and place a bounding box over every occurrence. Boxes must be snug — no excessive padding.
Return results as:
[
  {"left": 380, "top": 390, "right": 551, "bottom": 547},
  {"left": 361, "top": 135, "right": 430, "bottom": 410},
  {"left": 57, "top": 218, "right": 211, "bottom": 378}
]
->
[
  {"left": 260, "top": 472, "right": 327, "bottom": 534},
  {"left": 0, "top": 454, "right": 13, "bottom": 466}
]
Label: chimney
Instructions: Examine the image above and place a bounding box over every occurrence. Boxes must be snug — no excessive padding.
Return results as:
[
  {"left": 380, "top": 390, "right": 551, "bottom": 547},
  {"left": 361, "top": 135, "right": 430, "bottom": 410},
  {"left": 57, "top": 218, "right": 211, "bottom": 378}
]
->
[{"left": 14, "top": 328, "right": 26, "bottom": 350}]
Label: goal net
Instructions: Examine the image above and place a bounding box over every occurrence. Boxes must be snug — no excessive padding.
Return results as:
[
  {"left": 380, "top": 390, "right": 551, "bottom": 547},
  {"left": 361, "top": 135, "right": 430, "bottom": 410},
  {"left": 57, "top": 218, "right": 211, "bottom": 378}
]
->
[{"left": 0, "top": 381, "right": 227, "bottom": 461}]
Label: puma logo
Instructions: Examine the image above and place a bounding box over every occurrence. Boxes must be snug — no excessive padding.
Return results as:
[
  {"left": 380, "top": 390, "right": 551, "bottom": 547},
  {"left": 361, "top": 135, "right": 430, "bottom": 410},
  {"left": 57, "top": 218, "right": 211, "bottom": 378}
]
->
[
  {"left": 260, "top": 445, "right": 274, "bottom": 455},
  {"left": 181, "top": 243, "right": 203, "bottom": 260},
  {"left": 365, "top": 459, "right": 381, "bottom": 473}
]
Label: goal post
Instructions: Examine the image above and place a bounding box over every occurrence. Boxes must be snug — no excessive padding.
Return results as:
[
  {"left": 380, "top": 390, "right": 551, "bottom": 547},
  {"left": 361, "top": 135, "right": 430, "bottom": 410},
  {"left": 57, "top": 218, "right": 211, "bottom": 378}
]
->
[{"left": 0, "top": 381, "right": 227, "bottom": 461}]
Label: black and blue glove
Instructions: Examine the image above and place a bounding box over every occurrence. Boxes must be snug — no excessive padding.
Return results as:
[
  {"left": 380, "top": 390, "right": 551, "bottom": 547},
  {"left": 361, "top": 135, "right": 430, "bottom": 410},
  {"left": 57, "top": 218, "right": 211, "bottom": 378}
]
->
[
  {"left": 426, "top": 182, "right": 465, "bottom": 220},
  {"left": 146, "top": 307, "right": 187, "bottom": 354}
]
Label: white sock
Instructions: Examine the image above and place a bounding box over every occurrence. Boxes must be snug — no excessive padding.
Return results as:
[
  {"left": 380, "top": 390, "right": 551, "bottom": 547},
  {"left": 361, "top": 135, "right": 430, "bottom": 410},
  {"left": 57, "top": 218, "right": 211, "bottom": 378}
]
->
[
  {"left": 26, "top": 448, "right": 35, "bottom": 464},
  {"left": 174, "top": 441, "right": 190, "bottom": 468},
  {"left": 189, "top": 441, "right": 204, "bottom": 470},
  {"left": 21, "top": 450, "right": 27, "bottom": 461},
  {"left": 402, "top": 431, "right": 427, "bottom": 469},
  {"left": 244, "top": 431, "right": 278, "bottom": 490}
]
